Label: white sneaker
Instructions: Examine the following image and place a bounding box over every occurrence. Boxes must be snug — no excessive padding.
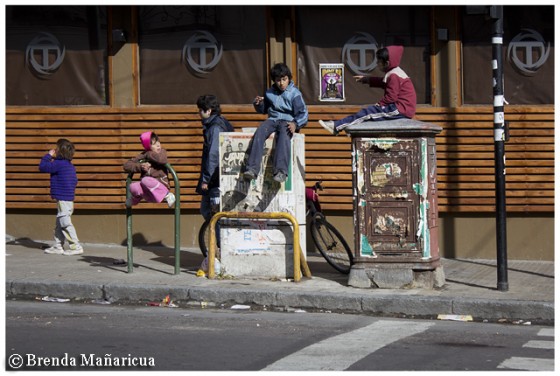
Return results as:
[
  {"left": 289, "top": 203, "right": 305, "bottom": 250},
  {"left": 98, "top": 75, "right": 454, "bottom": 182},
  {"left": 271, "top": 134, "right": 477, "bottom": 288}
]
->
[
  {"left": 318, "top": 120, "right": 339, "bottom": 135},
  {"left": 165, "top": 192, "right": 176, "bottom": 208},
  {"left": 44, "top": 245, "right": 64, "bottom": 255},
  {"left": 63, "top": 247, "right": 84, "bottom": 256}
]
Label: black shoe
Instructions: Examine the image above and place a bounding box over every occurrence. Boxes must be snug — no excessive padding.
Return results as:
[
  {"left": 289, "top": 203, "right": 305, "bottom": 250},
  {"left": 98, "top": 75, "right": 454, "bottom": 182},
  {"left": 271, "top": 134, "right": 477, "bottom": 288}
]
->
[
  {"left": 243, "top": 170, "right": 257, "bottom": 180},
  {"left": 273, "top": 171, "right": 287, "bottom": 183}
]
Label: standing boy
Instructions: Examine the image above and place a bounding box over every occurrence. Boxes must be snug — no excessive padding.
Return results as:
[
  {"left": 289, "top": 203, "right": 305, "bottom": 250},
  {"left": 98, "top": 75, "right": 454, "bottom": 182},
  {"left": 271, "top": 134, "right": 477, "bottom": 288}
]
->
[
  {"left": 319, "top": 46, "right": 416, "bottom": 135},
  {"left": 39, "top": 138, "right": 83, "bottom": 255},
  {"left": 196, "top": 94, "right": 234, "bottom": 229},
  {"left": 244, "top": 63, "right": 308, "bottom": 183}
]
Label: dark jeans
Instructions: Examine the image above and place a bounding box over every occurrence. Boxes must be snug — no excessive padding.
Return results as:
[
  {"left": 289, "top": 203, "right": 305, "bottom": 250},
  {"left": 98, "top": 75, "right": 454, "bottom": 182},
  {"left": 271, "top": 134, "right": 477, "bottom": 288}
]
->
[{"left": 245, "top": 119, "right": 291, "bottom": 176}]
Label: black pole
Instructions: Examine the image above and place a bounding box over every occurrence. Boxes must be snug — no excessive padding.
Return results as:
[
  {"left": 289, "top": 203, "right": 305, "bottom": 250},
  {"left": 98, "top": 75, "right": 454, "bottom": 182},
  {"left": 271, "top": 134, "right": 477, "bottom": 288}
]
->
[{"left": 490, "top": 5, "right": 508, "bottom": 291}]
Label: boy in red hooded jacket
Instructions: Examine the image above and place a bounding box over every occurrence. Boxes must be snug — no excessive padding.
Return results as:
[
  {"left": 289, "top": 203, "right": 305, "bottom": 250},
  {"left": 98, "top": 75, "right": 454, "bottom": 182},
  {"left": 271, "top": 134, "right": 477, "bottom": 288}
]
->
[{"left": 319, "top": 46, "right": 416, "bottom": 135}]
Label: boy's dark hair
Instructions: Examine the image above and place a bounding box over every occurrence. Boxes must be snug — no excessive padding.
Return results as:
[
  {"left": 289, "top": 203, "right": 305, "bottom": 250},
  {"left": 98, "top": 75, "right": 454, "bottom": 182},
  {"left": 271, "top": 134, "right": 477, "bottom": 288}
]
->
[
  {"left": 150, "top": 132, "right": 160, "bottom": 145},
  {"left": 376, "top": 47, "right": 389, "bottom": 66},
  {"left": 196, "top": 94, "right": 221, "bottom": 116},
  {"left": 56, "top": 138, "right": 75, "bottom": 161},
  {"left": 270, "top": 63, "right": 292, "bottom": 81}
]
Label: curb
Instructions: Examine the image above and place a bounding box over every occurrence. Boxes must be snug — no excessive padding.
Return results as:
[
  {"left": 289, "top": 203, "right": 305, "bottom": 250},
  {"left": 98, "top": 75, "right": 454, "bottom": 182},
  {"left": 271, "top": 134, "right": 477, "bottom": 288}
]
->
[{"left": 6, "top": 279, "right": 554, "bottom": 323}]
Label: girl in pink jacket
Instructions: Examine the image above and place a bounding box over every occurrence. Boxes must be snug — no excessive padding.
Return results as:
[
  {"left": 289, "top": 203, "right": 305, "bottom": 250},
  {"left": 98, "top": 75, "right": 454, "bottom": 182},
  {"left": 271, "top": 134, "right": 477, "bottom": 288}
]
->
[{"left": 123, "top": 131, "right": 175, "bottom": 208}]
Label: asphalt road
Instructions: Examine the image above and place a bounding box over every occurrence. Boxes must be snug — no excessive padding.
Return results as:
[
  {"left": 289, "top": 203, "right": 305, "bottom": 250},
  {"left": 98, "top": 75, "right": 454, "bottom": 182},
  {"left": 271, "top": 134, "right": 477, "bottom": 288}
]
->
[{"left": 5, "top": 300, "right": 554, "bottom": 371}]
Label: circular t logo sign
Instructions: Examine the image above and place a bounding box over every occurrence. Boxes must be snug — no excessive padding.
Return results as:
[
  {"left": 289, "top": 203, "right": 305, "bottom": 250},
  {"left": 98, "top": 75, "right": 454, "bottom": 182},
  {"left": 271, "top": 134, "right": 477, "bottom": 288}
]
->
[
  {"left": 341, "top": 32, "right": 379, "bottom": 75},
  {"left": 182, "top": 31, "right": 223, "bottom": 75},
  {"left": 25, "top": 32, "right": 66, "bottom": 79},
  {"left": 507, "top": 29, "right": 550, "bottom": 76}
]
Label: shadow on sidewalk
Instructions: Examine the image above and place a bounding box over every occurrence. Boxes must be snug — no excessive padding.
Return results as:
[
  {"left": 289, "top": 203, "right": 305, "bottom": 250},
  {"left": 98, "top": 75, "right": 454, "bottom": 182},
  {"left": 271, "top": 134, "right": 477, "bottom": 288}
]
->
[{"left": 7, "top": 237, "right": 49, "bottom": 250}]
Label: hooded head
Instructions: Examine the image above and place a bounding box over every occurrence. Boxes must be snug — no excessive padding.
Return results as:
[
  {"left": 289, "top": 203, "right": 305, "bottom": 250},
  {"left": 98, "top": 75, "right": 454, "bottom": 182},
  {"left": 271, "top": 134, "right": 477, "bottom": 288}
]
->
[
  {"left": 140, "top": 131, "right": 153, "bottom": 151},
  {"left": 385, "top": 46, "right": 404, "bottom": 70}
]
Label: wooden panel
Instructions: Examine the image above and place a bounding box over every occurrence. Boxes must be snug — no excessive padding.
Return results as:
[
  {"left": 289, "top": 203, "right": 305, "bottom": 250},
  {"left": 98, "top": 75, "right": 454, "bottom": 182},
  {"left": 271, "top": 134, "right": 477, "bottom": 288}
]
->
[{"left": 5, "top": 105, "right": 554, "bottom": 213}]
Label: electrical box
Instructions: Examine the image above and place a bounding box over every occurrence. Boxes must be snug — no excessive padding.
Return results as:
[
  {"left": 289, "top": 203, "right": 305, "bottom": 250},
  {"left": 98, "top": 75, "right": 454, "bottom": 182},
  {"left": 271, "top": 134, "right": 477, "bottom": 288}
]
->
[{"left": 345, "top": 120, "right": 445, "bottom": 288}]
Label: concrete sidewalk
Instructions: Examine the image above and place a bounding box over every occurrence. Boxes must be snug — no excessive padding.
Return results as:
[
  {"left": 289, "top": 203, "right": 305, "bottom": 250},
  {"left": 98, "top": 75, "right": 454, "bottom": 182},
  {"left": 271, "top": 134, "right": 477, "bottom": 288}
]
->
[{"left": 5, "top": 238, "right": 554, "bottom": 324}]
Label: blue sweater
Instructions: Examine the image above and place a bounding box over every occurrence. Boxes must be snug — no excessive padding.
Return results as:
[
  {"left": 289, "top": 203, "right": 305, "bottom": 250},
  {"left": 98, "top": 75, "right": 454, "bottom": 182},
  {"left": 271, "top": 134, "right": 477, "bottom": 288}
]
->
[
  {"left": 254, "top": 81, "right": 308, "bottom": 129},
  {"left": 39, "top": 154, "right": 78, "bottom": 201}
]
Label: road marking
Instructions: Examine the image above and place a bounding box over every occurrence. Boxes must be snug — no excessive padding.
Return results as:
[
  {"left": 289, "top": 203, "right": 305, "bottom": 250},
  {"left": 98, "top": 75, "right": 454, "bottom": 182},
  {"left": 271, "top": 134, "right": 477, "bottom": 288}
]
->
[
  {"left": 498, "top": 357, "right": 554, "bottom": 371},
  {"left": 523, "top": 340, "right": 554, "bottom": 349},
  {"left": 262, "top": 320, "right": 434, "bottom": 371},
  {"left": 537, "top": 328, "right": 554, "bottom": 337}
]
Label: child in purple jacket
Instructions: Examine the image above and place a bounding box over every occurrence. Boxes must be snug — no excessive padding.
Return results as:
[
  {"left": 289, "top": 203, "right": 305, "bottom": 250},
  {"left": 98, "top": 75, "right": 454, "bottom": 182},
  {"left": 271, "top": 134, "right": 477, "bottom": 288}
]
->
[{"left": 39, "top": 138, "right": 83, "bottom": 255}]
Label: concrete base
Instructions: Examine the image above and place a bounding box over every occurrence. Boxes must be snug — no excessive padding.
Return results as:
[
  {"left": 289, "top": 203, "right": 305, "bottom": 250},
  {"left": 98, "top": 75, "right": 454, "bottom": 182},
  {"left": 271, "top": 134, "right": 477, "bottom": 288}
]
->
[{"left": 348, "top": 264, "right": 446, "bottom": 289}]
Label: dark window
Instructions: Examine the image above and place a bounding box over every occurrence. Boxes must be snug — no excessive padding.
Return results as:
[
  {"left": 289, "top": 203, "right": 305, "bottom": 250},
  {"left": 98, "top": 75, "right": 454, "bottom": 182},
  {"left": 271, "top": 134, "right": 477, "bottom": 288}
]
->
[
  {"left": 138, "top": 6, "right": 267, "bottom": 105},
  {"left": 6, "top": 6, "right": 108, "bottom": 106},
  {"left": 462, "top": 6, "right": 554, "bottom": 105},
  {"left": 295, "top": 6, "right": 431, "bottom": 106}
]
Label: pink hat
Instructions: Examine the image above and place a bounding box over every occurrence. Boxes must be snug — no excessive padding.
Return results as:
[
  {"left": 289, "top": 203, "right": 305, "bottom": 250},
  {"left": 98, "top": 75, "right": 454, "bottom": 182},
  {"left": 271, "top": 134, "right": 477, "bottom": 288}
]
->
[{"left": 140, "top": 131, "right": 153, "bottom": 151}]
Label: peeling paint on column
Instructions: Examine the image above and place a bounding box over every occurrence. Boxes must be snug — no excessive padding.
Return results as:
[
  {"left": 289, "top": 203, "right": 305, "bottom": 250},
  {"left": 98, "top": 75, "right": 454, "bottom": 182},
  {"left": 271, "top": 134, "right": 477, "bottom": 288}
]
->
[
  {"left": 346, "top": 119, "right": 442, "bottom": 286},
  {"left": 355, "top": 149, "right": 365, "bottom": 196},
  {"left": 416, "top": 138, "right": 430, "bottom": 258},
  {"left": 374, "top": 214, "right": 406, "bottom": 235},
  {"left": 371, "top": 162, "right": 402, "bottom": 187},
  {"left": 361, "top": 234, "right": 375, "bottom": 256},
  {"left": 370, "top": 138, "right": 399, "bottom": 151}
]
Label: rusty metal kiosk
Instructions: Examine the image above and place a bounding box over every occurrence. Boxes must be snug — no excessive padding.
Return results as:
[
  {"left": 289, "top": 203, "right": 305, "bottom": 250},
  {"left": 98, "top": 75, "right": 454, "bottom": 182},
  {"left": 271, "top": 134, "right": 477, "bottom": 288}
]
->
[{"left": 345, "top": 119, "right": 445, "bottom": 289}]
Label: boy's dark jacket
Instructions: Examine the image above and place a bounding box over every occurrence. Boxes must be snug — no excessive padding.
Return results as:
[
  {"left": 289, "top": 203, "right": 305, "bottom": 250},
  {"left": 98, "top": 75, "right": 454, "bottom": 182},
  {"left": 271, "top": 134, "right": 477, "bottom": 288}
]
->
[
  {"left": 368, "top": 45, "right": 417, "bottom": 118},
  {"left": 196, "top": 114, "right": 234, "bottom": 194}
]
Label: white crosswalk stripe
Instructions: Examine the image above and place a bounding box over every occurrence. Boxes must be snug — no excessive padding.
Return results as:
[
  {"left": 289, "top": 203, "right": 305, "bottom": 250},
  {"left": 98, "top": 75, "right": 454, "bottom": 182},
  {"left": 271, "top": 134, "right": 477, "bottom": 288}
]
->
[
  {"left": 262, "top": 320, "right": 434, "bottom": 371},
  {"left": 498, "top": 327, "right": 554, "bottom": 371},
  {"left": 523, "top": 340, "right": 554, "bottom": 349},
  {"left": 498, "top": 357, "right": 554, "bottom": 371}
]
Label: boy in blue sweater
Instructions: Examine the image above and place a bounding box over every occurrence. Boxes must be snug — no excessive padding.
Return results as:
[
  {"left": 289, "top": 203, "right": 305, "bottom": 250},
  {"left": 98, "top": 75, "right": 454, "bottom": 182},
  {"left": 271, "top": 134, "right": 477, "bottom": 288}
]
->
[
  {"left": 244, "top": 63, "right": 308, "bottom": 183},
  {"left": 39, "top": 138, "right": 83, "bottom": 255}
]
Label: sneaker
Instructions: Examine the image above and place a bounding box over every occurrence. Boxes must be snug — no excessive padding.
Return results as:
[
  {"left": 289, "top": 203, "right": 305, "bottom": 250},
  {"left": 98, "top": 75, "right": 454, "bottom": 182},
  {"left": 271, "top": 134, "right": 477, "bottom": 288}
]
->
[
  {"left": 243, "top": 170, "right": 257, "bottom": 181},
  {"left": 273, "top": 171, "right": 287, "bottom": 183},
  {"left": 63, "top": 247, "right": 84, "bottom": 256},
  {"left": 165, "top": 192, "right": 176, "bottom": 208},
  {"left": 44, "top": 245, "right": 64, "bottom": 255},
  {"left": 319, "top": 120, "right": 339, "bottom": 136}
]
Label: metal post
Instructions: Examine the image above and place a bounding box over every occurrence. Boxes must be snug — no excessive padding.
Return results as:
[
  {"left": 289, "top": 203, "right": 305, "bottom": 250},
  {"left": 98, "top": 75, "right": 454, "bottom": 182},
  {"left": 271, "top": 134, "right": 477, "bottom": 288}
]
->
[
  {"left": 126, "top": 174, "right": 134, "bottom": 273},
  {"left": 491, "top": 5, "right": 508, "bottom": 291},
  {"left": 165, "top": 164, "right": 181, "bottom": 275},
  {"left": 126, "top": 165, "right": 181, "bottom": 275}
]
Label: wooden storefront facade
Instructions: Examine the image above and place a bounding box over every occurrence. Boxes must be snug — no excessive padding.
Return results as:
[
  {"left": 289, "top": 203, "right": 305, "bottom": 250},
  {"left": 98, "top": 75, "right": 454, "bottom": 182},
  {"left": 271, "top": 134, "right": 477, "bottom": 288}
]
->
[{"left": 5, "top": 6, "right": 554, "bottom": 259}]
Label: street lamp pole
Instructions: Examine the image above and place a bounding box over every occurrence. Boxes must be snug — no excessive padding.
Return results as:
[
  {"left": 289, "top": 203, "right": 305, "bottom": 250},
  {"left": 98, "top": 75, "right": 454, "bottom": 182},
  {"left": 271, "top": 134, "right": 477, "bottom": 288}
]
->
[{"left": 490, "top": 5, "right": 508, "bottom": 291}]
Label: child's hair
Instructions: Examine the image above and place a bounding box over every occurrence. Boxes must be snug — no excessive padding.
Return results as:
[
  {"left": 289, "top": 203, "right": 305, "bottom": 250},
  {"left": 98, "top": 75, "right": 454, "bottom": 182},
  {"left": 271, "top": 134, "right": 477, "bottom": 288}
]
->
[
  {"left": 150, "top": 132, "right": 160, "bottom": 145},
  {"left": 270, "top": 63, "right": 292, "bottom": 81},
  {"left": 56, "top": 138, "right": 75, "bottom": 161},
  {"left": 376, "top": 47, "right": 389, "bottom": 66},
  {"left": 196, "top": 94, "right": 221, "bottom": 116}
]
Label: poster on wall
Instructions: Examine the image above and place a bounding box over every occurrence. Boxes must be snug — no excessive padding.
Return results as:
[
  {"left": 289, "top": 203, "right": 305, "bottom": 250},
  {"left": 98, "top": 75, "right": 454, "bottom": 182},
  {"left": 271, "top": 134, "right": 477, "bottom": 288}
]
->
[{"left": 319, "top": 63, "right": 345, "bottom": 102}]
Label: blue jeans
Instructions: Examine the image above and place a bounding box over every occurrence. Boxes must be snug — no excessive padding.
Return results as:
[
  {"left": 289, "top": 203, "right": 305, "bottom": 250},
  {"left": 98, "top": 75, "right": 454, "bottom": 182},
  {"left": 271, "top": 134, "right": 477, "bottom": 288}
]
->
[
  {"left": 245, "top": 119, "right": 291, "bottom": 176},
  {"left": 200, "top": 187, "right": 221, "bottom": 247}
]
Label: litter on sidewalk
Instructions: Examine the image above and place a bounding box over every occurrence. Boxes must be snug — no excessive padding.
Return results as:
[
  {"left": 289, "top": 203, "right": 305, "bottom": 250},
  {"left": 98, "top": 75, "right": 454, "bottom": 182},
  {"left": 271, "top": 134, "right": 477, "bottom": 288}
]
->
[
  {"left": 437, "top": 314, "right": 473, "bottom": 322},
  {"left": 147, "top": 295, "right": 178, "bottom": 308},
  {"left": 38, "top": 296, "right": 70, "bottom": 303}
]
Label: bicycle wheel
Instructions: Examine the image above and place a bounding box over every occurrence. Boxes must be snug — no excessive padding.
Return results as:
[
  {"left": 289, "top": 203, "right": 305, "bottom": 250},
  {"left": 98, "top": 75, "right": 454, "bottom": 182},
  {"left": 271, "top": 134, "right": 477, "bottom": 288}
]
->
[
  {"left": 197, "top": 220, "right": 210, "bottom": 258},
  {"left": 310, "top": 214, "right": 353, "bottom": 274}
]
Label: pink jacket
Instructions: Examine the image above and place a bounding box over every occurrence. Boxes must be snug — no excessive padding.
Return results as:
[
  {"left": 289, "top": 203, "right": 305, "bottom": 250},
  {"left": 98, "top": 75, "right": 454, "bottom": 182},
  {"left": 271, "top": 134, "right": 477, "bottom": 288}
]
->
[{"left": 368, "top": 45, "right": 417, "bottom": 118}]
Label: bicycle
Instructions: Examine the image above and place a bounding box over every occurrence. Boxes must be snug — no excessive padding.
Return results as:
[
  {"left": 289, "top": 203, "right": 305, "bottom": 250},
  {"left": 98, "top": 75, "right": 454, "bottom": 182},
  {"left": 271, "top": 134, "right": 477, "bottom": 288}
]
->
[
  {"left": 198, "top": 181, "right": 353, "bottom": 274},
  {"left": 304, "top": 181, "right": 354, "bottom": 274}
]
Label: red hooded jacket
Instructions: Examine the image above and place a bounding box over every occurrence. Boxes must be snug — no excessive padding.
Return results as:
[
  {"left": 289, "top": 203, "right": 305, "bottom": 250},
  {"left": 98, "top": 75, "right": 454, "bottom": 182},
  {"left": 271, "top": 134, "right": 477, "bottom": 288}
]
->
[{"left": 368, "top": 46, "right": 417, "bottom": 118}]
